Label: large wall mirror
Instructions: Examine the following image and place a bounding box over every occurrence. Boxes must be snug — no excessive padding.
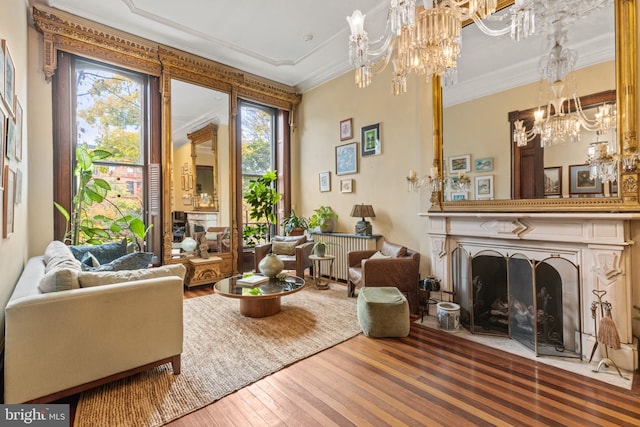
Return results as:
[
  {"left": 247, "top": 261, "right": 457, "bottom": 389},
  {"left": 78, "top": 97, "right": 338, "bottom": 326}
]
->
[{"left": 432, "top": 0, "right": 638, "bottom": 212}]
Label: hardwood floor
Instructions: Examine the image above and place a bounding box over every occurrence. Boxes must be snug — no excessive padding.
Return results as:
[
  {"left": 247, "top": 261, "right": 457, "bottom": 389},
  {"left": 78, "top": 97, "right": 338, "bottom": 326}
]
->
[{"left": 173, "top": 284, "right": 640, "bottom": 427}]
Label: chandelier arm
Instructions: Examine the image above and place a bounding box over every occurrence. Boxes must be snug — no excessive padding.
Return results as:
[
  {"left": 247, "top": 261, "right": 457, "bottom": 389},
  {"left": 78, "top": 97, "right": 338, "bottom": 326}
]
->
[{"left": 471, "top": 16, "right": 513, "bottom": 37}]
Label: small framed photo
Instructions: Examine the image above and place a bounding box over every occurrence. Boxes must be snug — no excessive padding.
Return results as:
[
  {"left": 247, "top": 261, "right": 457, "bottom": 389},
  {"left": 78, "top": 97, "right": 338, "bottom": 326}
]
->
[
  {"left": 0, "top": 109, "right": 4, "bottom": 190},
  {"left": 15, "top": 168, "right": 22, "bottom": 205},
  {"left": 0, "top": 40, "right": 5, "bottom": 102},
  {"left": 361, "top": 123, "right": 381, "bottom": 156},
  {"left": 474, "top": 157, "right": 493, "bottom": 172},
  {"left": 340, "top": 118, "right": 353, "bottom": 141},
  {"left": 3, "top": 165, "right": 15, "bottom": 238},
  {"left": 451, "top": 191, "right": 467, "bottom": 201},
  {"left": 14, "top": 97, "right": 22, "bottom": 161},
  {"left": 335, "top": 142, "right": 358, "bottom": 175},
  {"left": 340, "top": 178, "right": 353, "bottom": 193},
  {"left": 319, "top": 171, "right": 331, "bottom": 192},
  {"left": 3, "top": 41, "right": 14, "bottom": 116},
  {"left": 475, "top": 175, "right": 494, "bottom": 199},
  {"left": 449, "top": 154, "right": 471, "bottom": 174},
  {"left": 569, "top": 164, "right": 603, "bottom": 195},
  {"left": 544, "top": 166, "right": 562, "bottom": 196},
  {"left": 6, "top": 114, "right": 15, "bottom": 160}
]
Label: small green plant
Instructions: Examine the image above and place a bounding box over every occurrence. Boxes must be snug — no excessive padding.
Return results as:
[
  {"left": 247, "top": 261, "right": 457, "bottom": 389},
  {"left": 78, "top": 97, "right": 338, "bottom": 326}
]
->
[
  {"left": 243, "top": 170, "right": 282, "bottom": 244},
  {"left": 311, "top": 240, "right": 338, "bottom": 257},
  {"left": 308, "top": 205, "right": 338, "bottom": 232},
  {"left": 281, "top": 210, "right": 308, "bottom": 235},
  {"left": 54, "top": 145, "right": 152, "bottom": 248}
]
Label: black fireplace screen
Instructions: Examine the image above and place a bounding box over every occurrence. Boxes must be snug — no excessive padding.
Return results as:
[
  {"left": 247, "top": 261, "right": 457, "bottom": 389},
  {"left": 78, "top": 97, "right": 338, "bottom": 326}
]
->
[{"left": 453, "top": 248, "right": 581, "bottom": 359}]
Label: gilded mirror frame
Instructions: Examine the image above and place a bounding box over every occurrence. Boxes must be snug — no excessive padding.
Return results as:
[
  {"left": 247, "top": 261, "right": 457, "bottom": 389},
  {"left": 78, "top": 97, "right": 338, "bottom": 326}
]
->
[
  {"left": 431, "top": 0, "right": 638, "bottom": 212},
  {"left": 188, "top": 123, "right": 219, "bottom": 212}
]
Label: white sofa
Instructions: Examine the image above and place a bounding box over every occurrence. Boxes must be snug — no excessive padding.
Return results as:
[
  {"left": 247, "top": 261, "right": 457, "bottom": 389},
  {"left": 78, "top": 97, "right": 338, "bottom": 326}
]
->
[{"left": 4, "top": 242, "right": 185, "bottom": 403}]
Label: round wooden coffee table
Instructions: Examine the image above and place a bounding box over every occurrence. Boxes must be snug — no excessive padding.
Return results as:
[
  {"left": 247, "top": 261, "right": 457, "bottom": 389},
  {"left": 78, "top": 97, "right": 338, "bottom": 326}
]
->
[{"left": 214, "top": 274, "right": 305, "bottom": 318}]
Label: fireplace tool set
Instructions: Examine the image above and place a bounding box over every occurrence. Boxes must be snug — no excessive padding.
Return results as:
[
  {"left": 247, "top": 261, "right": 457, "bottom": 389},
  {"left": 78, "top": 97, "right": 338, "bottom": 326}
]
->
[{"left": 589, "top": 290, "right": 625, "bottom": 378}]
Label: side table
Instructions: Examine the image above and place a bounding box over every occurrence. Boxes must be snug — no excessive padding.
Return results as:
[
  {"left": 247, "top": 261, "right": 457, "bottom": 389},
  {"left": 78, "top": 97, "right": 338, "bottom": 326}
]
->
[
  {"left": 185, "top": 256, "right": 224, "bottom": 288},
  {"left": 309, "top": 254, "right": 335, "bottom": 290}
]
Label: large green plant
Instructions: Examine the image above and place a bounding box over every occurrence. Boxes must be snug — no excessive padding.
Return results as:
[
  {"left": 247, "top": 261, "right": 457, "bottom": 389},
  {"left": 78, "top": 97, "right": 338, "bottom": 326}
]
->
[
  {"left": 308, "top": 205, "right": 338, "bottom": 232},
  {"left": 54, "top": 145, "right": 152, "bottom": 248},
  {"left": 243, "top": 170, "right": 282, "bottom": 245}
]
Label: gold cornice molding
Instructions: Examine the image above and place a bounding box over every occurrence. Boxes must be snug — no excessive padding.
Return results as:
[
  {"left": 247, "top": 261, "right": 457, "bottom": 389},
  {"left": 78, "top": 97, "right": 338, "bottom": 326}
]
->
[
  {"left": 31, "top": 5, "right": 302, "bottom": 111},
  {"left": 32, "top": 5, "right": 161, "bottom": 80}
]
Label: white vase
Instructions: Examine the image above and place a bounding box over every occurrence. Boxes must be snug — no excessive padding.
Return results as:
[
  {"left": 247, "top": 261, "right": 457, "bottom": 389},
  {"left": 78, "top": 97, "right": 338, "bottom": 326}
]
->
[
  {"left": 258, "top": 253, "right": 284, "bottom": 277},
  {"left": 181, "top": 237, "right": 197, "bottom": 253}
]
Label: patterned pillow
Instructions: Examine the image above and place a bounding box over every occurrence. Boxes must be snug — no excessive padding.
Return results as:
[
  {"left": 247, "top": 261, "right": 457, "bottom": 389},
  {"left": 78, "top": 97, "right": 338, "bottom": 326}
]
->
[
  {"left": 69, "top": 238, "right": 127, "bottom": 265},
  {"left": 38, "top": 268, "right": 80, "bottom": 293},
  {"left": 88, "top": 252, "right": 154, "bottom": 272}
]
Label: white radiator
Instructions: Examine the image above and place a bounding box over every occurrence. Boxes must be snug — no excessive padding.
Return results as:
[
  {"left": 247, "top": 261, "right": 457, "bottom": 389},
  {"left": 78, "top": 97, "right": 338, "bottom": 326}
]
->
[{"left": 311, "top": 233, "right": 382, "bottom": 281}]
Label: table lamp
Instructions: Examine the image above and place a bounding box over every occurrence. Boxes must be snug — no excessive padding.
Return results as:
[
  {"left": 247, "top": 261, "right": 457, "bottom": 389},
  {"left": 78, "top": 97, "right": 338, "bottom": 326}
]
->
[{"left": 350, "top": 203, "right": 375, "bottom": 236}]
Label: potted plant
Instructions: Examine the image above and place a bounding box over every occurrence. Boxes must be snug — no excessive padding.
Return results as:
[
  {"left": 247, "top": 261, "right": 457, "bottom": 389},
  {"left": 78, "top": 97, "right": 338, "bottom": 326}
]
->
[
  {"left": 312, "top": 240, "right": 331, "bottom": 257},
  {"left": 281, "top": 210, "right": 308, "bottom": 236},
  {"left": 243, "top": 170, "right": 282, "bottom": 244},
  {"left": 308, "top": 205, "right": 338, "bottom": 233}
]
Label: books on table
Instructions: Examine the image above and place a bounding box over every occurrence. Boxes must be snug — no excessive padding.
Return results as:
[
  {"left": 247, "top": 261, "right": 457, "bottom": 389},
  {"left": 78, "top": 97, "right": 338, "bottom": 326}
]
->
[{"left": 236, "top": 274, "right": 269, "bottom": 286}]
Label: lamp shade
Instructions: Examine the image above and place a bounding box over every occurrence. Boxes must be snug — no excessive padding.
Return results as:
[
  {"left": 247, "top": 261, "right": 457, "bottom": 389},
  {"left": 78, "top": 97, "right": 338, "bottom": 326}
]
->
[{"left": 350, "top": 204, "right": 376, "bottom": 219}]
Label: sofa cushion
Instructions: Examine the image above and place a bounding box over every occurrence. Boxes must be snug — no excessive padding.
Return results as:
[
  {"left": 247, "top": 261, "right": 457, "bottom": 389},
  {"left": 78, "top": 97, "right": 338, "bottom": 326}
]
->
[
  {"left": 38, "top": 267, "right": 80, "bottom": 293},
  {"left": 272, "top": 240, "right": 298, "bottom": 256},
  {"left": 381, "top": 241, "right": 407, "bottom": 258},
  {"left": 78, "top": 263, "right": 186, "bottom": 288},
  {"left": 273, "top": 235, "right": 306, "bottom": 245},
  {"left": 369, "top": 251, "right": 391, "bottom": 260},
  {"left": 44, "top": 240, "right": 81, "bottom": 273},
  {"left": 69, "top": 238, "right": 127, "bottom": 265},
  {"left": 86, "top": 252, "right": 154, "bottom": 272}
]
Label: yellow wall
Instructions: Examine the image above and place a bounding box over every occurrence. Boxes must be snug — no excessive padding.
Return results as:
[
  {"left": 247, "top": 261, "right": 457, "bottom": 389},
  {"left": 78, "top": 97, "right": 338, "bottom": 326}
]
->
[
  {"left": 0, "top": 0, "right": 30, "bottom": 343},
  {"left": 297, "top": 66, "right": 434, "bottom": 274}
]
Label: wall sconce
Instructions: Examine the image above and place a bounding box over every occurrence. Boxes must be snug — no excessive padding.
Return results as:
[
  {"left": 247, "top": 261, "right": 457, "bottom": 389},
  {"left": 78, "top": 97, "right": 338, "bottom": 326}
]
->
[
  {"left": 407, "top": 168, "right": 443, "bottom": 192},
  {"left": 350, "top": 203, "right": 376, "bottom": 236}
]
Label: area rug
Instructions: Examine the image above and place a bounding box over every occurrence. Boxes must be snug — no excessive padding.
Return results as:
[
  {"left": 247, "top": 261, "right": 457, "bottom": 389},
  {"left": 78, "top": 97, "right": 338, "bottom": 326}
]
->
[{"left": 74, "top": 283, "right": 360, "bottom": 427}]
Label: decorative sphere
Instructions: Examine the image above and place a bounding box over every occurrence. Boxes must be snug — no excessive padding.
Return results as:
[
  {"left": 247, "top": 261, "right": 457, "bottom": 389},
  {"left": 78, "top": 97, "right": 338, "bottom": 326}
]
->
[
  {"left": 181, "top": 237, "right": 198, "bottom": 252},
  {"left": 258, "top": 253, "right": 284, "bottom": 278}
]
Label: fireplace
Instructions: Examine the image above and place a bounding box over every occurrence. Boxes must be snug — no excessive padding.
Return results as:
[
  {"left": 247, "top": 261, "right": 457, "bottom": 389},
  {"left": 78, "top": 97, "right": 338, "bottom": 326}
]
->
[{"left": 423, "top": 212, "right": 639, "bottom": 371}]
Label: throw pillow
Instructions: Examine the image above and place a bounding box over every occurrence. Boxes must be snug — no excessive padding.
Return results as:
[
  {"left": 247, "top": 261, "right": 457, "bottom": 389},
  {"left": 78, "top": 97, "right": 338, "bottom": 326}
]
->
[
  {"left": 69, "top": 238, "right": 127, "bottom": 265},
  {"left": 381, "top": 241, "right": 407, "bottom": 258},
  {"left": 89, "top": 252, "right": 154, "bottom": 272},
  {"left": 80, "top": 252, "right": 101, "bottom": 268},
  {"left": 78, "top": 263, "right": 187, "bottom": 288},
  {"left": 44, "top": 240, "right": 80, "bottom": 273},
  {"left": 38, "top": 267, "right": 80, "bottom": 293},
  {"left": 369, "top": 251, "right": 391, "bottom": 260},
  {"left": 205, "top": 232, "right": 219, "bottom": 241},
  {"left": 272, "top": 240, "right": 298, "bottom": 256}
]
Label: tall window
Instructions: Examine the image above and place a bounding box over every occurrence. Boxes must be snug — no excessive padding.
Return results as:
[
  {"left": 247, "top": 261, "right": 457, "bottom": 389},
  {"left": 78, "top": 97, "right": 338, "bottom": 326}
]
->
[
  {"left": 240, "top": 100, "right": 277, "bottom": 235},
  {"left": 53, "top": 53, "right": 159, "bottom": 250}
]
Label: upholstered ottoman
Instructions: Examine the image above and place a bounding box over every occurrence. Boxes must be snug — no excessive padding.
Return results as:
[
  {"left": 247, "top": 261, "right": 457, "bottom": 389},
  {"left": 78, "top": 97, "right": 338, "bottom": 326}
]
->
[{"left": 357, "top": 287, "right": 410, "bottom": 338}]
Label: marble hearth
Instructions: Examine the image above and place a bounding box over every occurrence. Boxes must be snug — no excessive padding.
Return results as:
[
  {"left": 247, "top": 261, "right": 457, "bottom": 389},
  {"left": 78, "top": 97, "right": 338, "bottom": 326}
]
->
[{"left": 421, "top": 212, "right": 639, "bottom": 371}]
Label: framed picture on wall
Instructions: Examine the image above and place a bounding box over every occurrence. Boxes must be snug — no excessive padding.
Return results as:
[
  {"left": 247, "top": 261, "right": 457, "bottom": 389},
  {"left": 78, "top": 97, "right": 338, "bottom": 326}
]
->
[
  {"left": 474, "top": 157, "right": 493, "bottom": 172},
  {"left": 3, "top": 41, "right": 14, "bottom": 116},
  {"left": 340, "top": 178, "right": 353, "bottom": 193},
  {"left": 335, "top": 142, "right": 358, "bottom": 175},
  {"left": 319, "top": 171, "right": 331, "bottom": 192},
  {"left": 14, "top": 97, "right": 22, "bottom": 161},
  {"left": 0, "top": 109, "right": 4, "bottom": 191},
  {"left": 361, "top": 123, "right": 381, "bottom": 156},
  {"left": 544, "top": 166, "right": 562, "bottom": 196},
  {"left": 3, "top": 165, "right": 15, "bottom": 238},
  {"left": 0, "top": 40, "right": 5, "bottom": 103},
  {"left": 449, "top": 154, "right": 471, "bottom": 174},
  {"left": 475, "top": 175, "right": 494, "bottom": 200},
  {"left": 569, "top": 164, "right": 603, "bottom": 195},
  {"left": 451, "top": 191, "right": 467, "bottom": 201},
  {"left": 340, "top": 118, "right": 353, "bottom": 141}
]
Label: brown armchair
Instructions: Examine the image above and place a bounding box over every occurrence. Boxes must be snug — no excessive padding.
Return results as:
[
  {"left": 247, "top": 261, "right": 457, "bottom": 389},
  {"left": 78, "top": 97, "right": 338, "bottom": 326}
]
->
[
  {"left": 348, "top": 241, "right": 420, "bottom": 314},
  {"left": 254, "top": 235, "right": 314, "bottom": 278}
]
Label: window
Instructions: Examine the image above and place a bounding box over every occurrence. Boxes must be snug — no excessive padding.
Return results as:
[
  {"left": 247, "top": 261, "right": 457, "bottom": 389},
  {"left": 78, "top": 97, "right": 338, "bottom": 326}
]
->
[{"left": 53, "top": 53, "right": 160, "bottom": 249}]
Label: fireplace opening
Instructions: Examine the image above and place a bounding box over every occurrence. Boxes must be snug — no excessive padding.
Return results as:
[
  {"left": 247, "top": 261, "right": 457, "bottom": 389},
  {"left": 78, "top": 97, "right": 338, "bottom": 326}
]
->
[{"left": 452, "top": 247, "right": 582, "bottom": 359}]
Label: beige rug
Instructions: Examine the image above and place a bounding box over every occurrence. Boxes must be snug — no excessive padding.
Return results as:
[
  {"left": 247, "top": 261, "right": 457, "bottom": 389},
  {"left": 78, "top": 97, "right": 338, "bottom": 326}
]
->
[{"left": 75, "top": 283, "right": 360, "bottom": 427}]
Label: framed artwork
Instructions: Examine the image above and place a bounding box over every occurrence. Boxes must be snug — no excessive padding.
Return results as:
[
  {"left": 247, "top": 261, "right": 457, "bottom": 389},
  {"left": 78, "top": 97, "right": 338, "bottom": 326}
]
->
[
  {"left": 449, "top": 154, "right": 471, "bottom": 173},
  {"left": 0, "top": 109, "right": 4, "bottom": 191},
  {"left": 319, "top": 171, "right": 331, "bottom": 192},
  {"left": 475, "top": 175, "right": 494, "bottom": 199},
  {"left": 335, "top": 142, "right": 358, "bottom": 175},
  {"left": 14, "top": 97, "right": 22, "bottom": 161},
  {"left": 0, "top": 40, "right": 5, "bottom": 102},
  {"left": 474, "top": 157, "right": 494, "bottom": 172},
  {"left": 3, "top": 42, "right": 14, "bottom": 116},
  {"left": 3, "top": 165, "right": 15, "bottom": 238},
  {"left": 449, "top": 176, "right": 460, "bottom": 190},
  {"left": 361, "top": 123, "right": 381, "bottom": 156},
  {"left": 15, "top": 168, "right": 22, "bottom": 205},
  {"left": 451, "top": 191, "right": 467, "bottom": 201},
  {"left": 5, "top": 115, "right": 15, "bottom": 160},
  {"left": 569, "top": 164, "right": 603, "bottom": 195},
  {"left": 340, "top": 118, "right": 353, "bottom": 141},
  {"left": 340, "top": 178, "right": 353, "bottom": 193},
  {"left": 544, "top": 166, "right": 562, "bottom": 196}
]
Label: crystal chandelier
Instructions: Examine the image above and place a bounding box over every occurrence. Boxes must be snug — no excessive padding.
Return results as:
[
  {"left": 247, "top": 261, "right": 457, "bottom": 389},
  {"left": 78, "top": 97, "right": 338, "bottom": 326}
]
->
[
  {"left": 512, "top": 29, "right": 617, "bottom": 149},
  {"left": 587, "top": 141, "right": 618, "bottom": 184},
  {"left": 346, "top": 0, "right": 613, "bottom": 95}
]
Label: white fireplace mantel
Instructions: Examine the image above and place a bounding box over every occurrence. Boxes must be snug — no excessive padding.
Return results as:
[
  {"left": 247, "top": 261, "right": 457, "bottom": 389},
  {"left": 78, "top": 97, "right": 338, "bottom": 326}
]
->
[{"left": 420, "top": 211, "right": 640, "bottom": 371}]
